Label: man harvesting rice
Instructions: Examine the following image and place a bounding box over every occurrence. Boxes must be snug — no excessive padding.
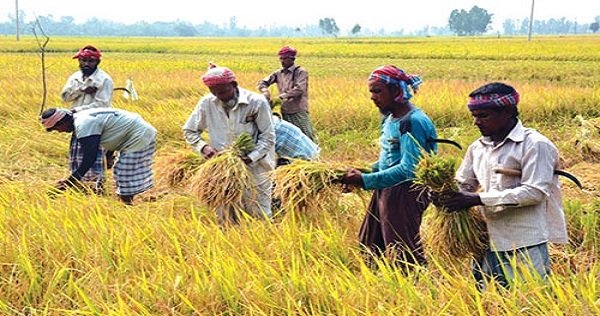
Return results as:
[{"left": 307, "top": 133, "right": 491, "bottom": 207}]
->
[
  {"left": 272, "top": 113, "right": 320, "bottom": 166},
  {"left": 60, "top": 45, "right": 114, "bottom": 194},
  {"left": 183, "top": 64, "right": 276, "bottom": 223},
  {"left": 40, "top": 107, "right": 157, "bottom": 205},
  {"left": 341, "top": 65, "right": 437, "bottom": 270},
  {"left": 258, "top": 46, "right": 316, "bottom": 141},
  {"left": 435, "top": 82, "right": 568, "bottom": 289}
]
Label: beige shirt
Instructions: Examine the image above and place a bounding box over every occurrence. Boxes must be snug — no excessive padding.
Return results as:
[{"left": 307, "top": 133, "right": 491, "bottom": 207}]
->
[
  {"left": 61, "top": 68, "right": 113, "bottom": 112},
  {"left": 182, "top": 87, "right": 276, "bottom": 168},
  {"left": 258, "top": 64, "right": 309, "bottom": 114},
  {"left": 456, "top": 121, "right": 568, "bottom": 251}
]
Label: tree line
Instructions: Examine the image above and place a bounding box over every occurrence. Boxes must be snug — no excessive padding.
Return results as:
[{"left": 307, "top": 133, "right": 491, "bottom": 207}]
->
[{"left": 0, "top": 9, "right": 598, "bottom": 38}]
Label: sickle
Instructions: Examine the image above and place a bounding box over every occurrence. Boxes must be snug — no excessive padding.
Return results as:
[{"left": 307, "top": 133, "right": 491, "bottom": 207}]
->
[
  {"left": 493, "top": 168, "right": 583, "bottom": 189},
  {"left": 427, "top": 138, "right": 463, "bottom": 150}
]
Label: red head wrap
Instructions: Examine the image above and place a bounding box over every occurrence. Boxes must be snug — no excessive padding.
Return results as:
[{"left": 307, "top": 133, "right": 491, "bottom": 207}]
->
[
  {"left": 72, "top": 45, "right": 102, "bottom": 60},
  {"left": 201, "top": 63, "right": 236, "bottom": 87},
  {"left": 40, "top": 108, "right": 71, "bottom": 129},
  {"left": 467, "top": 91, "right": 520, "bottom": 110},
  {"left": 278, "top": 46, "right": 297, "bottom": 58}
]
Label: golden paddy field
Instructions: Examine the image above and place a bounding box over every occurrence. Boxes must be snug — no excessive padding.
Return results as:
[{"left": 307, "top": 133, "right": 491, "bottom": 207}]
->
[{"left": 0, "top": 36, "right": 599, "bottom": 315}]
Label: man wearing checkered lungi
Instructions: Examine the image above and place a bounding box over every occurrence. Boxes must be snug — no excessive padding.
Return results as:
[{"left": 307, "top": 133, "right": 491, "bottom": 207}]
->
[
  {"left": 258, "top": 45, "right": 316, "bottom": 141},
  {"left": 40, "top": 108, "right": 157, "bottom": 205},
  {"left": 61, "top": 45, "right": 114, "bottom": 193}
]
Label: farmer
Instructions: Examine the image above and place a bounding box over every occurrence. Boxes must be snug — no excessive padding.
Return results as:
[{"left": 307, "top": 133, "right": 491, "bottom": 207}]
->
[
  {"left": 272, "top": 113, "right": 320, "bottom": 166},
  {"left": 60, "top": 45, "right": 114, "bottom": 194},
  {"left": 435, "top": 82, "right": 568, "bottom": 289},
  {"left": 40, "top": 107, "right": 157, "bottom": 205},
  {"left": 341, "top": 65, "right": 437, "bottom": 270},
  {"left": 183, "top": 64, "right": 276, "bottom": 223},
  {"left": 258, "top": 46, "right": 316, "bottom": 141}
]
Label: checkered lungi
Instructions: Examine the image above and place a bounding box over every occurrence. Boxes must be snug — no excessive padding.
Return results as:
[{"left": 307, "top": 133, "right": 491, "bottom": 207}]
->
[
  {"left": 113, "top": 141, "right": 155, "bottom": 196},
  {"left": 282, "top": 111, "right": 316, "bottom": 141},
  {"left": 69, "top": 134, "right": 105, "bottom": 184}
]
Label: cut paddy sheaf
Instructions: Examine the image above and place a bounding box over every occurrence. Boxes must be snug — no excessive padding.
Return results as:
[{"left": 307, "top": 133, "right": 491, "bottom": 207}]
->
[
  {"left": 189, "top": 133, "right": 257, "bottom": 213},
  {"left": 271, "top": 159, "right": 369, "bottom": 213},
  {"left": 414, "top": 154, "right": 488, "bottom": 262}
]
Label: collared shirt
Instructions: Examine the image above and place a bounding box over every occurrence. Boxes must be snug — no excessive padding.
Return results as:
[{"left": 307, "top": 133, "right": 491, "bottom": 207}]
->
[
  {"left": 182, "top": 87, "right": 276, "bottom": 168},
  {"left": 456, "top": 121, "right": 568, "bottom": 251},
  {"left": 258, "top": 64, "right": 309, "bottom": 114},
  {"left": 362, "top": 108, "right": 437, "bottom": 190},
  {"left": 272, "top": 115, "right": 319, "bottom": 160},
  {"left": 61, "top": 68, "right": 114, "bottom": 112},
  {"left": 74, "top": 108, "right": 156, "bottom": 153}
]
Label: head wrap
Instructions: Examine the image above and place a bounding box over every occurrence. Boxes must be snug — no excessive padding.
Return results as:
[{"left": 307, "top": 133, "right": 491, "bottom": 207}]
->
[
  {"left": 278, "top": 46, "right": 297, "bottom": 58},
  {"left": 467, "top": 91, "right": 520, "bottom": 110},
  {"left": 72, "top": 45, "right": 102, "bottom": 60},
  {"left": 369, "top": 65, "right": 423, "bottom": 102},
  {"left": 40, "top": 108, "right": 71, "bottom": 129},
  {"left": 201, "top": 63, "right": 236, "bottom": 87}
]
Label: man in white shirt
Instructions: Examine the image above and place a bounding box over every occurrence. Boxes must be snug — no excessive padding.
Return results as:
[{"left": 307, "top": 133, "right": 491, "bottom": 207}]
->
[
  {"left": 60, "top": 45, "right": 114, "bottom": 194},
  {"left": 436, "top": 82, "right": 568, "bottom": 289},
  {"left": 183, "top": 64, "right": 276, "bottom": 224},
  {"left": 40, "top": 108, "right": 157, "bottom": 205}
]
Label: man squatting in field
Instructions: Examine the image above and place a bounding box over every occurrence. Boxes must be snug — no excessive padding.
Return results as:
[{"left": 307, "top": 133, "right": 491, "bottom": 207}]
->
[
  {"left": 183, "top": 64, "right": 276, "bottom": 223},
  {"left": 258, "top": 46, "right": 316, "bottom": 141},
  {"left": 341, "top": 65, "right": 437, "bottom": 270},
  {"left": 435, "top": 82, "right": 568, "bottom": 290},
  {"left": 60, "top": 45, "right": 114, "bottom": 194},
  {"left": 40, "top": 107, "right": 157, "bottom": 205}
]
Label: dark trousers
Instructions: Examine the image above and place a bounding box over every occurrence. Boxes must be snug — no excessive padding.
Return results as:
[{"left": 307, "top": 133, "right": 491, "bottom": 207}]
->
[{"left": 359, "top": 182, "right": 429, "bottom": 269}]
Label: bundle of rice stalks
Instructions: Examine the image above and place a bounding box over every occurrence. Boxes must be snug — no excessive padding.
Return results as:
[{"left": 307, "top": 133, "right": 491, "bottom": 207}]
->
[
  {"left": 154, "top": 147, "right": 205, "bottom": 187},
  {"left": 189, "top": 133, "right": 256, "bottom": 212},
  {"left": 271, "top": 159, "right": 365, "bottom": 212},
  {"left": 414, "top": 154, "right": 488, "bottom": 260}
]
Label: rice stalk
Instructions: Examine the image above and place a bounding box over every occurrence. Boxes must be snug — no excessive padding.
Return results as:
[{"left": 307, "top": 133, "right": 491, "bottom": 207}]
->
[
  {"left": 189, "top": 133, "right": 256, "bottom": 213},
  {"left": 154, "top": 147, "right": 205, "bottom": 187},
  {"left": 414, "top": 154, "right": 488, "bottom": 260},
  {"left": 271, "top": 159, "right": 362, "bottom": 213}
]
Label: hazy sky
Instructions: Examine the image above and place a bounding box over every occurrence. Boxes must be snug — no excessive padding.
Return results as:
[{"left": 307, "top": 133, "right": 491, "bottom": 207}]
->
[{"left": 2, "top": 0, "right": 599, "bottom": 32}]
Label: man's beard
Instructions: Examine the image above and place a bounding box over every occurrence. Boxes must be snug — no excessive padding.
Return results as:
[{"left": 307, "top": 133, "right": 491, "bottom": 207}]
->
[{"left": 80, "top": 66, "right": 96, "bottom": 77}]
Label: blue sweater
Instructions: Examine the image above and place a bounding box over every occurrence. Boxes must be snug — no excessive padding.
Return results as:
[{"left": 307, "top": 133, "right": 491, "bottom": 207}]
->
[{"left": 362, "top": 108, "right": 437, "bottom": 190}]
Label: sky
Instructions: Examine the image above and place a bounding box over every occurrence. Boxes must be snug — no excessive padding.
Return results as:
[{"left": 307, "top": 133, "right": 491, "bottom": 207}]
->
[{"left": 1, "top": 0, "right": 599, "bottom": 32}]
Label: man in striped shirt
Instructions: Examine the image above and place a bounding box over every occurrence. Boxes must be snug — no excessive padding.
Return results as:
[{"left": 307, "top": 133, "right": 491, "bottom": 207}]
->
[
  {"left": 272, "top": 113, "right": 319, "bottom": 166},
  {"left": 436, "top": 82, "right": 568, "bottom": 290}
]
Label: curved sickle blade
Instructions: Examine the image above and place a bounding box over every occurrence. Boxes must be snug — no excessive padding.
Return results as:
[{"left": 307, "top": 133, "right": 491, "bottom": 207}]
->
[
  {"left": 554, "top": 170, "right": 583, "bottom": 189},
  {"left": 494, "top": 168, "right": 583, "bottom": 190},
  {"left": 113, "top": 87, "right": 131, "bottom": 94},
  {"left": 428, "top": 138, "right": 463, "bottom": 150}
]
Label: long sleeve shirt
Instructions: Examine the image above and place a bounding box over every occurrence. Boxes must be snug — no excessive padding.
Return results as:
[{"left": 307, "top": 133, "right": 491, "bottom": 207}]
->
[
  {"left": 273, "top": 115, "right": 320, "bottom": 160},
  {"left": 456, "top": 121, "right": 568, "bottom": 251},
  {"left": 61, "top": 68, "right": 114, "bottom": 112},
  {"left": 258, "top": 64, "right": 309, "bottom": 114},
  {"left": 362, "top": 108, "right": 437, "bottom": 190},
  {"left": 182, "top": 87, "right": 276, "bottom": 168}
]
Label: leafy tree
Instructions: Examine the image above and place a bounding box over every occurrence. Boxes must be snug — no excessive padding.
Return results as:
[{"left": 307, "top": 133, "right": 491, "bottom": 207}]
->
[
  {"left": 318, "top": 17, "right": 339, "bottom": 36},
  {"left": 448, "top": 6, "right": 492, "bottom": 36},
  {"left": 591, "top": 22, "right": 599, "bottom": 33},
  {"left": 351, "top": 24, "right": 361, "bottom": 35}
]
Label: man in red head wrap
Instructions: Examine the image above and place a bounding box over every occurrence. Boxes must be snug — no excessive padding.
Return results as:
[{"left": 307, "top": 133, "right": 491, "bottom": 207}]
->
[
  {"left": 183, "top": 63, "right": 276, "bottom": 225},
  {"left": 60, "top": 45, "right": 115, "bottom": 194},
  {"left": 258, "top": 45, "right": 316, "bottom": 141},
  {"left": 436, "top": 82, "right": 567, "bottom": 290},
  {"left": 342, "top": 65, "right": 437, "bottom": 271}
]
